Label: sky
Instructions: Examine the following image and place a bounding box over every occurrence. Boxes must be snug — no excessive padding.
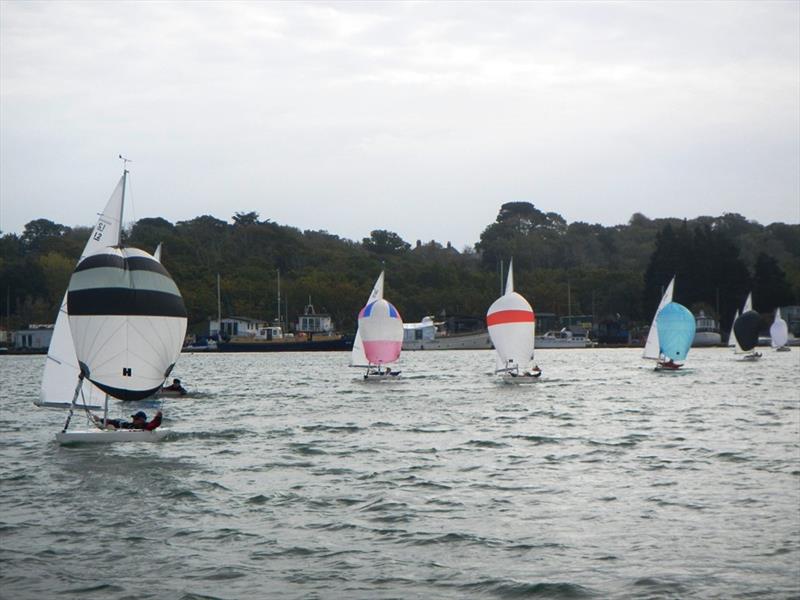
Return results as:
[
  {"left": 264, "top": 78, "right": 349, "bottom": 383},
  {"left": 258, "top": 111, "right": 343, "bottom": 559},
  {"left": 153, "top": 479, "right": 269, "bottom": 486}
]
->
[{"left": 1, "top": 1, "right": 798, "bottom": 250}]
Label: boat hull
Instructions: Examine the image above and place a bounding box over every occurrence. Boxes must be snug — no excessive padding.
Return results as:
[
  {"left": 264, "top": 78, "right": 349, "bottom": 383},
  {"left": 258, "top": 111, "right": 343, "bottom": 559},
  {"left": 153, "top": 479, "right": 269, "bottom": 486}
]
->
[
  {"left": 402, "top": 330, "right": 492, "bottom": 350},
  {"left": 692, "top": 331, "right": 722, "bottom": 347},
  {"left": 217, "top": 336, "right": 353, "bottom": 352},
  {"left": 535, "top": 337, "right": 591, "bottom": 349},
  {"left": 56, "top": 429, "right": 169, "bottom": 443},
  {"left": 499, "top": 374, "right": 540, "bottom": 384}
]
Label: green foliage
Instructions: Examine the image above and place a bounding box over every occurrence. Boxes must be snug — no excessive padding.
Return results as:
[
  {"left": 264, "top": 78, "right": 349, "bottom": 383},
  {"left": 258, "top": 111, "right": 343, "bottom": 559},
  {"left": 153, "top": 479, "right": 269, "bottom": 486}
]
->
[{"left": 1, "top": 208, "right": 798, "bottom": 335}]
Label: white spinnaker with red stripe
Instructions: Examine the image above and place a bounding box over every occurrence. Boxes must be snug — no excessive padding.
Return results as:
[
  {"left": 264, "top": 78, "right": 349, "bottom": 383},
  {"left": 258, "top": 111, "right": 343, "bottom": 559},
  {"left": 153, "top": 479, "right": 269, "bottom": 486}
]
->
[{"left": 486, "top": 261, "right": 536, "bottom": 374}]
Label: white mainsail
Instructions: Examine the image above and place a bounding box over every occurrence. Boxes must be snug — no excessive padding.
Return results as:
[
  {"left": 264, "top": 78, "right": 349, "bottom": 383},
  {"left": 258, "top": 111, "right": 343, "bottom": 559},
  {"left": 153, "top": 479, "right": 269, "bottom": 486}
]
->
[
  {"left": 643, "top": 277, "right": 675, "bottom": 361},
  {"left": 728, "top": 309, "right": 740, "bottom": 348},
  {"left": 486, "top": 260, "right": 536, "bottom": 374},
  {"left": 38, "top": 175, "right": 126, "bottom": 408},
  {"left": 350, "top": 271, "right": 385, "bottom": 368},
  {"left": 770, "top": 308, "right": 789, "bottom": 349}
]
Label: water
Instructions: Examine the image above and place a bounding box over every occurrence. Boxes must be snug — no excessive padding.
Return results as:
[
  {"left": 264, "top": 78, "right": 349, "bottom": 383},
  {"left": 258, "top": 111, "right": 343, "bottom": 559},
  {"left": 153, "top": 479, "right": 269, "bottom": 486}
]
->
[{"left": 1, "top": 348, "right": 798, "bottom": 599}]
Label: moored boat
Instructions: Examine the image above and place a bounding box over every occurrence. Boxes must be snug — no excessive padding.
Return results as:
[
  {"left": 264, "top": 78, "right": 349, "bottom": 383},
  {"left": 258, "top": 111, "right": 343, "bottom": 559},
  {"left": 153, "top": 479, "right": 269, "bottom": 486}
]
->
[{"left": 692, "top": 311, "right": 722, "bottom": 347}]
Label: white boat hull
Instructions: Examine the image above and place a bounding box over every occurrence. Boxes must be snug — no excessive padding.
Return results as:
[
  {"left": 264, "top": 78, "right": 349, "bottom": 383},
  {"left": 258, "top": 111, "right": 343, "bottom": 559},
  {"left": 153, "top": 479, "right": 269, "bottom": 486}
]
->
[
  {"left": 499, "top": 374, "right": 541, "bottom": 384},
  {"left": 535, "top": 336, "right": 590, "bottom": 349},
  {"left": 56, "top": 429, "right": 169, "bottom": 444},
  {"left": 692, "top": 331, "right": 722, "bottom": 347},
  {"left": 402, "top": 330, "right": 492, "bottom": 350}
]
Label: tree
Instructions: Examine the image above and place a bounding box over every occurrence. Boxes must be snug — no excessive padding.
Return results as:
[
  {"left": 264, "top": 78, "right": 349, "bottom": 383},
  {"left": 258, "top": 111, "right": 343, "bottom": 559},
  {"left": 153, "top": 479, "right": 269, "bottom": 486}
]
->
[
  {"left": 232, "top": 211, "right": 260, "bottom": 226},
  {"left": 362, "top": 230, "right": 410, "bottom": 255},
  {"left": 21, "top": 219, "right": 71, "bottom": 250},
  {"left": 753, "top": 253, "right": 794, "bottom": 311}
]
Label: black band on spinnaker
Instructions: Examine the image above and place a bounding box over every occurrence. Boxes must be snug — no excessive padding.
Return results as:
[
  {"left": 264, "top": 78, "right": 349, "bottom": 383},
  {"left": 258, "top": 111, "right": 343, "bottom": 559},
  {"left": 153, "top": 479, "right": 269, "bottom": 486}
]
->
[
  {"left": 68, "top": 288, "right": 188, "bottom": 317},
  {"left": 75, "top": 253, "right": 171, "bottom": 276},
  {"left": 90, "top": 380, "right": 162, "bottom": 402}
]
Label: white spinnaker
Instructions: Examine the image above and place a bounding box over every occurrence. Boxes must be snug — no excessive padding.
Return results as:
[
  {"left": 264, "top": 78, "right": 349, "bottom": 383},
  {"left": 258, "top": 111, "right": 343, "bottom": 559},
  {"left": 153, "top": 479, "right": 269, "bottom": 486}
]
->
[
  {"left": 487, "top": 262, "right": 536, "bottom": 373},
  {"left": 68, "top": 247, "right": 187, "bottom": 400},
  {"left": 770, "top": 308, "right": 789, "bottom": 348},
  {"left": 350, "top": 271, "right": 386, "bottom": 368},
  {"left": 643, "top": 277, "right": 675, "bottom": 360},
  {"left": 358, "top": 299, "right": 404, "bottom": 366},
  {"left": 38, "top": 175, "right": 125, "bottom": 408},
  {"left": 70, "top": 314, "right": 186, "bottom": 397}
]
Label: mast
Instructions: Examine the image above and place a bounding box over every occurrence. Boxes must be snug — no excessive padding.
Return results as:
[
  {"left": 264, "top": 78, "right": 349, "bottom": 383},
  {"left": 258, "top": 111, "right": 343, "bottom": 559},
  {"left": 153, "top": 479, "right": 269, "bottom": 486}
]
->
[
  {"left": 567, "top": 282, "right": 572, "bottom": 328},
  {"left": 118, "top": 155, "right": 131, "bottom": 233},
  {"left": 276, "top": 269, "right": 281, "bottom": 330},
  {"left": 499, "top": 260, "right": 504, "bottom": 297},
  {"left": 216, "top": 273, "right": 221, "bottom": 334}
]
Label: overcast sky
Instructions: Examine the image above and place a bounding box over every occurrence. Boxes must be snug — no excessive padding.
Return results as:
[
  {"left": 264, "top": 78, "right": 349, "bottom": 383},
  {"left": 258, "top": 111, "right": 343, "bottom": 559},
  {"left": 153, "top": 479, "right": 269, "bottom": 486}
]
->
[{"left": 1, "top": 1, "right": 798, "bottom": 249}]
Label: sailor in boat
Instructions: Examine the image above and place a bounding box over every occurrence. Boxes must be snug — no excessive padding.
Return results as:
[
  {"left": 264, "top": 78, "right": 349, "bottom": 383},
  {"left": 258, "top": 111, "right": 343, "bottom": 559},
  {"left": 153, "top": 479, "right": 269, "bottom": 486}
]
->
[
  {"left": 526, "top": 365, "right": 542, "bottom": 378},
  {"left": 162, "top": 378, "right": 187, "bottom": 395},
  {"left": 93, "top": 410, "right": 162, "bottom": 431},
  {"left": 657, "top": 358, "right": 681, "bottom": 370}
]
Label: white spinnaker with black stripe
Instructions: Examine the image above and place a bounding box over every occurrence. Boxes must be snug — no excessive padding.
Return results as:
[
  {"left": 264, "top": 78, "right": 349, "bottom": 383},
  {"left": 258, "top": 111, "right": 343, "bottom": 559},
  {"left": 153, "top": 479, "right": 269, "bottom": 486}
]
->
[
  {"left": 38, "top": 175, "right": 125, "bottom": 408},
  {"left": 67, "top": 247, "right": 187, "bottom": 401}
]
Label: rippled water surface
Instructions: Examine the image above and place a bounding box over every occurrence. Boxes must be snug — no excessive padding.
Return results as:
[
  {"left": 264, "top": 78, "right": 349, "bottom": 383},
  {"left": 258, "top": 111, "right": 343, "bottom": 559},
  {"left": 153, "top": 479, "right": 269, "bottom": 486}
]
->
[{"left": 1, "top": 348, "right": 799, "bottom": 599}]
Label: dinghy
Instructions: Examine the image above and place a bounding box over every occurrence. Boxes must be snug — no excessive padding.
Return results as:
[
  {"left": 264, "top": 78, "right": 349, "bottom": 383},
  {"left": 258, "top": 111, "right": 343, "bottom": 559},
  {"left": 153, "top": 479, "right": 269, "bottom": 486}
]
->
[
  {"left": 53, "top": 161, "right": 188, "bottom": 443},
  {"left": 643, "top": 277, "right": 696, "bottom": 370},
  {"left": 350, "top": 271, "right": 403, "bottom": 380},
  {"left": 486, "top": 260, "right": 539, "bottom": 383},
  {"left": 732, "top": 293, "right": 761, "bottom": 360},
  {"left": 770, "top": 308, "right": 791, "bottom": 352}
]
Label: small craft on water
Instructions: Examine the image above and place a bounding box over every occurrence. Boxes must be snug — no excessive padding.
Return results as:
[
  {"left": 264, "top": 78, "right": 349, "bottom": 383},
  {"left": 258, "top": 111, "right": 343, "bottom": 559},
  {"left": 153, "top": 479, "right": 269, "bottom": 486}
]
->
[
  {"left": 350, "top": 270, "right": 404, "bottom": 380},
  {"left": 49, "top": 160, "right": 188, "bottom": 443},
  {"left": 731, "top": 293, "right": 761, "bottom": 361},
  {"left": 643, "top": 277, "right": 696, "bottom": 371},
  {"left": 156, "top": 377, "right": 189, "bottom": 397},
  {"left": 486, "top": 260, "right": 539, "bottom": 384},
  {"left": 770, "top": 308, "right": 791, "bottom": 352}
]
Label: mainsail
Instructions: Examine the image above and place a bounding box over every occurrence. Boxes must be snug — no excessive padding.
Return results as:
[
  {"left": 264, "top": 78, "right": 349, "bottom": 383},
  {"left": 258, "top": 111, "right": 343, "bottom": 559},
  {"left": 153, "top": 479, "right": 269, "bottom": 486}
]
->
[
  {"left": 67, "top": 247, "right": 187, "bottom": 400},
  {"left": 38, "top": 175, "right": 126, "bottom": 408},
  {"left": 486, "top": 260, "right": 536, "bottom": 374},
  {"left": 643, "top": 277, "right": 675, "bottom": 361},
  {"left": 728, "top": 309, "right": 740, "bottom": 348}
]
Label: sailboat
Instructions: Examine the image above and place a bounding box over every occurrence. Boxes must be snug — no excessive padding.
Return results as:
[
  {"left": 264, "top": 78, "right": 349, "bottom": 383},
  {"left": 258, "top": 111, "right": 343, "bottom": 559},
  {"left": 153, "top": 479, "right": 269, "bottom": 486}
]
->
[
  {"left": 53, "top": 163, "right": 188, "bottom": 443},
  {"left": 732, "top": 292, "right": 761, "bottom": 360},
  {"left": 642, "top": 277, "right": 696, "bottom": 370},
  {"left": 350, "top": 271, "right": 403, "bottom": 380},
  {"left": 770, "top": 308, "right": 791, "bottom": 352},
  {"left": 486, "top": 260, "right": 539, "bottom": 383}
]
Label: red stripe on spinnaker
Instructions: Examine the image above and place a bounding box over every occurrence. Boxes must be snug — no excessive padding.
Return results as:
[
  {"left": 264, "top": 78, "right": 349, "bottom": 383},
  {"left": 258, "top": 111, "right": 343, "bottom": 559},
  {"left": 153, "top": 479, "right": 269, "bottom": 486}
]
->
[{"left": 487, "top": 309, "right": 535, "bottom": 326}]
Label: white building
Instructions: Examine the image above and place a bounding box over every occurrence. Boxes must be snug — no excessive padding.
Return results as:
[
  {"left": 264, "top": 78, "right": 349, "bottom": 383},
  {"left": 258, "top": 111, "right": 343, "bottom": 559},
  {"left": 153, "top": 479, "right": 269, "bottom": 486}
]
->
[{"left": 13, "top": 325, "right": 54, "bottom": 350}]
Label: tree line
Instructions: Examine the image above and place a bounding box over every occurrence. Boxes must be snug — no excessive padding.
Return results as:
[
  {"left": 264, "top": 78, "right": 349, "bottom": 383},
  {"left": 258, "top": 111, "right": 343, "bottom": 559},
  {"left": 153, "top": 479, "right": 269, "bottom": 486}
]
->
[{"left": 1, "top": 203, "right": 798, "bottom": 337}]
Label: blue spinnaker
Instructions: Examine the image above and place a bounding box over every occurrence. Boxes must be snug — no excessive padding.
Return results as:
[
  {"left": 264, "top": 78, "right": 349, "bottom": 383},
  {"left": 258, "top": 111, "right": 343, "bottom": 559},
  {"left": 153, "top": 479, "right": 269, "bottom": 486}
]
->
[{"left": 656, "top": 302, "right": 696, "bottom": 362}]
